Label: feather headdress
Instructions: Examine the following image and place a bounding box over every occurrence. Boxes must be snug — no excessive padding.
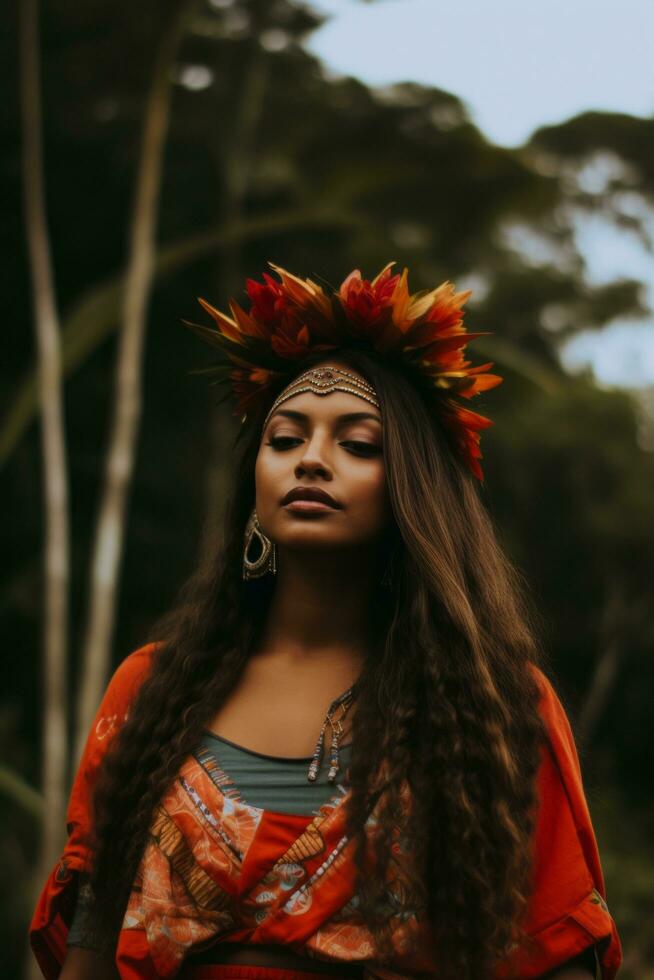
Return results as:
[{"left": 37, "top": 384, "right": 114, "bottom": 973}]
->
[{"left": 184, "top": 261, "right": 503, "bottom": 481}]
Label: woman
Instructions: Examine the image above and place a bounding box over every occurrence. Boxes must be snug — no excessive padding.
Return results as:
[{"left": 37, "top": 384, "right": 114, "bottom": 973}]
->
[{"left": 30, "top": 263, "right": 622, "bottom": 980}]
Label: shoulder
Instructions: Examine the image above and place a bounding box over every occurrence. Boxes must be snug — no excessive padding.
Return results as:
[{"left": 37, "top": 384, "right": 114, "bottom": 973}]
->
[
  {"left": 110, "top": 640, "right": 161, "bottom": 691},
  {"left": 527, "top": 663, "right": 575, "bottom": 740},
  {"left": 525, "top": 661, "right": 607, "bottom": 890},
  {"left": 94, "top": 640, "right": 163, "bottom": 731},
  {"left": 526, "top": 660, "right": 563, "bottom": 709},
  {"left": 526, "top": 662, "right": 581, "bottom": 771},
  {"left": 65, "top": 642, "right": 165, "bottom": 836}
]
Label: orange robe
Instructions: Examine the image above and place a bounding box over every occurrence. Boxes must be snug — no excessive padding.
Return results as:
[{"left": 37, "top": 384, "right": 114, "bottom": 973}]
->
[{"left": 29, "top": 642, "right": 622, "bottom": 979}]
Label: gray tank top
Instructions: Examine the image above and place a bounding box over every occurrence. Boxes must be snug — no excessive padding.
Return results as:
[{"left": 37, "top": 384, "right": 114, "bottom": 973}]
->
[{"left": 198, "top": 728, "right": 352, "bottom": 813}]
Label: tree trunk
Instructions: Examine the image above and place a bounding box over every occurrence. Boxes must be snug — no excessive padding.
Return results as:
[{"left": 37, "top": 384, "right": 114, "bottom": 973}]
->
[
  {"left": 74, "top": 1, "right": 196, "bottom": 765},
  {"left": 19, "top": 0, "right": 70, "bottom": 975}
]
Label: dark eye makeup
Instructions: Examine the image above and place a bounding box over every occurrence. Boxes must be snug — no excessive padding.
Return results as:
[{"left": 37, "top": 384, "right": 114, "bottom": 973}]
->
[{"left": 266, "top": 435, "right": 381, "bottom": 457}]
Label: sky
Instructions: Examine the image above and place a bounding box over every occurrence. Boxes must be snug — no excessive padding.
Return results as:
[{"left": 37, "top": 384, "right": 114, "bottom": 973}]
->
[{"left": 305, "top": 0, "right": 654, "bottom": 391}]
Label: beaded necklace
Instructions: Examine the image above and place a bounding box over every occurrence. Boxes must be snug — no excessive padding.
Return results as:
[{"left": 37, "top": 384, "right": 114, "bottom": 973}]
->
[{"left": 307, "top": 682, "right": 359, "bottom": 783}]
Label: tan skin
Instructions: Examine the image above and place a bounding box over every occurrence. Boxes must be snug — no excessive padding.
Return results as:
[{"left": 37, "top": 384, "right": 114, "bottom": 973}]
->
[
  {"left": 205, "top": 361, "right": 391, "bottom": 760},
  {"left": 59, "top": 360, "right": 594, "bottom": 978}
]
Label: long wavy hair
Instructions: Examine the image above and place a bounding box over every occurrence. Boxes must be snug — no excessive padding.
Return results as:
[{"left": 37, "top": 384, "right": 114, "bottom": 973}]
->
[{"left": 86, "top": 346, "right": 550, "bottom": 979}]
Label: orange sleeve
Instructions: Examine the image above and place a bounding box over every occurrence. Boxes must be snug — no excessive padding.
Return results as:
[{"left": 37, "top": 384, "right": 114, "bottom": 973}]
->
[
  {"left": 29, "top": 642, "right": 159, "bottom": 979},
  {"left": 497, "top": 665, "right": 623, "bottom": 979}
]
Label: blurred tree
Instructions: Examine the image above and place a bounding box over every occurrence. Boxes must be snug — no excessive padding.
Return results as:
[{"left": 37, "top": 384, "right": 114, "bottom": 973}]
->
[{"left": 19, "top": 0, "right": 70, "bottom": 919}]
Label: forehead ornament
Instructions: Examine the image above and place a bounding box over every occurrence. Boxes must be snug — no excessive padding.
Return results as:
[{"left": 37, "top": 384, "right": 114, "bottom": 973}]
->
[{"left": 262, "top": 365, "right": 380, "bottom": 431}]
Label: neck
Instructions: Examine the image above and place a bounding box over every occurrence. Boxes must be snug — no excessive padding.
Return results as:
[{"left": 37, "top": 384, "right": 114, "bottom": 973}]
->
[{"left": 257, "top": 546, "right": 379, "bottom": 667}]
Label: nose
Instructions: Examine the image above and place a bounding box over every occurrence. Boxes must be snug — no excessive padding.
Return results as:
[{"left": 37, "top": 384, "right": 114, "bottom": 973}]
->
[{"left": 295, "top": 431, "right": 333, "bottom": 480}]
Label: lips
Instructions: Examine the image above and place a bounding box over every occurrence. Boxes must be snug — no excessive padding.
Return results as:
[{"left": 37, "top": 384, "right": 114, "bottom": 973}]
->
[{"left": 281, "top": 486, "right": 342, "bottom": 509}]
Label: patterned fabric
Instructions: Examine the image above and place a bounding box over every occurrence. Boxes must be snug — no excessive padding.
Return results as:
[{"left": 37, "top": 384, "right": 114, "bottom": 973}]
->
[
  {"left": 29, "top": 642, "right": 623, "bottom": 979},
  {"left": 68, "top": 736, "right": 355, "bottom": 951}
]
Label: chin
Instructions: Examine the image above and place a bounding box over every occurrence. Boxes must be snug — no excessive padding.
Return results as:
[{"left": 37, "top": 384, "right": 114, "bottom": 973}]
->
[{"left": 275, "top": 521, "right": 355, "bottom": 547}]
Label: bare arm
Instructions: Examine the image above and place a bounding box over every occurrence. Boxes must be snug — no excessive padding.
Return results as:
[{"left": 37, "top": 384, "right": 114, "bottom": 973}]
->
[{"left": 59, "top": 946, "right": 120, "bottom": 980}]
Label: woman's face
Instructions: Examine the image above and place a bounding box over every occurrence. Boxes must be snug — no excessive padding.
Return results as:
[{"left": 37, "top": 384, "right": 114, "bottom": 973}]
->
[{"left": 254, "top": 361, "right": 390, "bottom": 553}]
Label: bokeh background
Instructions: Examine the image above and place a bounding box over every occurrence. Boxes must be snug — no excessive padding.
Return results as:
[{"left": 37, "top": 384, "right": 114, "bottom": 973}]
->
[{"left": 4, "top": 1, "right": 654, "bottom": 977}]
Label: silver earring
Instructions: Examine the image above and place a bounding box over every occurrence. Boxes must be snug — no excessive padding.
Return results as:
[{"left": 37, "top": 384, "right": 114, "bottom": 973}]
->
[{"left": 243, "top": 508, "right": 277, "bottom": 580}]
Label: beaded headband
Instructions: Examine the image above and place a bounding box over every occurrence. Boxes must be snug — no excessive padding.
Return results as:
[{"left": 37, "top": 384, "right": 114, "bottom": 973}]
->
[
  {"left": 184, "top": 261, "right": 503, "bottom": 481},
  {"left": 262, "top": 365, "right": 381, "bottom": 432}
]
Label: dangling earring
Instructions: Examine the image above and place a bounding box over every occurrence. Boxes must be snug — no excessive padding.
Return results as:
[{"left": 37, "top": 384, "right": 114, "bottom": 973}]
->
[{"left": 243, "top": 508, "right": 277, "bottom": 580}]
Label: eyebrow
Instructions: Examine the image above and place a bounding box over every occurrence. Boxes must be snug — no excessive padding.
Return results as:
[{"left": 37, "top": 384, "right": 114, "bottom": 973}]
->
[{"left": 268, "top": 409, "right": 382, "bottom": 425}]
